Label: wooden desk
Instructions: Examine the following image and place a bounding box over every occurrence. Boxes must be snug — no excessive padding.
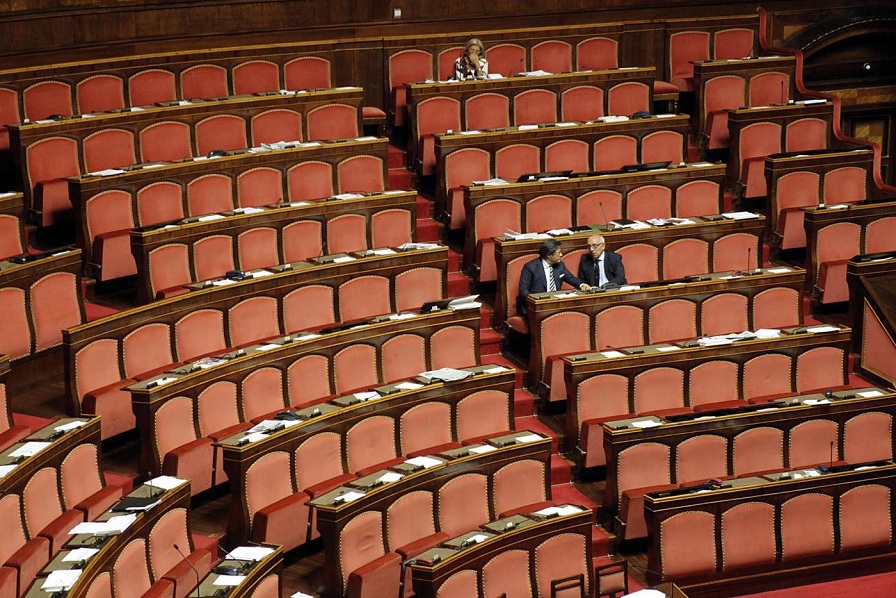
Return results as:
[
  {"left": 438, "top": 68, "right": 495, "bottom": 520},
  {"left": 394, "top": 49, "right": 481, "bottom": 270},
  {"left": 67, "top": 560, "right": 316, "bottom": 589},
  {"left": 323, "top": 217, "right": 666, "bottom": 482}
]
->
[
  {"left": 186, "top": 544, "right": 283, "bottom": 598},
  {"left": 310, "top": 433, "right": 549, "bottom": 598},
  {"left": 129, "top": 190, "right": 416, "bottom": 302},
  {"left": 9, "top": 88, "right": 364, "bottom": 219},
  {"left": 405, "top": 68, "right": 656, "bottom": 168},
  {"left": 644, "top": 463, "right": 896, "bottom": 595},
  {"left": 493, "top": 213, "right": 766, "bottom": 329},
  {"left": 526, "top": 267, "right": 805, "bottom": 389},
  {"left": 463, "top": 163, "right": 727, "bottom": 279},
  {"left": 847, "top": 257, "right": 896, "bottom": 387},
  {"left": 433, "top": 115, "right": 690, "bottom": 220}
]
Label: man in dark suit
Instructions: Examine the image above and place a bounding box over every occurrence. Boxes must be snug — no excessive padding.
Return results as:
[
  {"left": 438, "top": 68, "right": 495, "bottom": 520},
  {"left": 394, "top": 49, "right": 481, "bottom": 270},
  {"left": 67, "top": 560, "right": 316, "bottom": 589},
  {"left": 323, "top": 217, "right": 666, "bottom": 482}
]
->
[
  {"left": 578, "top": 234, "right": 626, "bottom": 288},
  {"left": 517, "top": 239, "right": 591, "bottom": 316}
]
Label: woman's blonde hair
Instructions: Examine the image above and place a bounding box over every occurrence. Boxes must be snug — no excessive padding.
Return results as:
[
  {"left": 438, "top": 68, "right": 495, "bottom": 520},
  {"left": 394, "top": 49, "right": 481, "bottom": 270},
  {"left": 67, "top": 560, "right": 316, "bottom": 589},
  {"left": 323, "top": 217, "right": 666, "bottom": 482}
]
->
[{"left": 464, "top": 37, "right": 485, "bottom": 56}]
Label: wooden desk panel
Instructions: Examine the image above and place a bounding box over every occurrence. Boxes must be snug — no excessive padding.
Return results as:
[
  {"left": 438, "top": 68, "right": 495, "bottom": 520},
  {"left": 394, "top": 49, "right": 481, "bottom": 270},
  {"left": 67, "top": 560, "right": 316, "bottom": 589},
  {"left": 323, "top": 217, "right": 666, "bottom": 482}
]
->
[
  {"left": 463, "top": 163, "right": 727, "bottom": 278},
  {"left": 493, "top": 214, "right": 765, "bottom": 328},
  {"left": 847, "top": 258, "right": 896, "bottom": 387}
]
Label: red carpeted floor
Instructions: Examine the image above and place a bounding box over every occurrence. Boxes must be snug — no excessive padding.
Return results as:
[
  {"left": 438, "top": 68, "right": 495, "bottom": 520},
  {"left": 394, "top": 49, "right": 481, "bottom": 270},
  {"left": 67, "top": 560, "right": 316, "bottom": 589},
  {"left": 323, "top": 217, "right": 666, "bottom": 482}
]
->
[{"left": 735, "top": 570, "right": 896, "bottom": 597}]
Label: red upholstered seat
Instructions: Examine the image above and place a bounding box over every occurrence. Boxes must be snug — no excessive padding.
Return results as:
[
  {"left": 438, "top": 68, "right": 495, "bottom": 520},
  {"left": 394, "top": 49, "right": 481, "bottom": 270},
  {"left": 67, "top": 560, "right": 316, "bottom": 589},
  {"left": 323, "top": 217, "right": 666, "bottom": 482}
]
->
[
  {"left": 0, "top": 288, "right": 31, "bottom": 360},
  {"left": 658, "top": 512, "right": 716, "bottom": 578},
  {"left": 287, "top": 161, "right": 333, "bottom": 202},
  {"left": 702, "top": 75, "right": 745, "bottom": 150},
  {"left": 721, "top": 501, "right": 776, "bottom": 570},
  {"left": 0, "top": 215, "right": 24, "bottom": 260},
  {"left": 560, "top": 86, "right": 604, "bottom": 122},
  {"left": 250, "top": 108, "right": 303, "bottom": 146},
  {"left": 228, "top": 296, "right": 279, "bottom": 348},
  {"left": 250, "top": 575, "right": 280, "bottom": 598},
  {"left": 386, "top": 490, "right": 450, "bottom": 596},
  {"left": 688, "top": 360, "right": 740, "bottom": 410},
  {"left": 23, "top": 80, "right": 72, "bottom": 120},
  {"left": 148, "top": 508, "right": 213, "bottom": 598},
  {"left": 495, "top": 143, "right": 538, "bottom": 183},
  {"left": 796, "top": 346, "right": 846, "bottom": 392},
  {"left": 789, "top": 419, "right": 839, "bottom": 468},
  {"left": 513, "top": 89, "right": 557, "bottom": 126},
  {"left": 712, "top": 232, "right": 760, "bottom": 272},
  {"left": 294, "top": 432, "right": 355, "bottom": 500},
  {"left": 148, "top": 244, "right": 191, "bottom": 299},
  {"left": 774, "top": 171, "right": 820, "bottom": 250},
  {"left": 388, "top": 49, "right": 432, "bottom": 127},
  {"left": 435, "top": 570, "right": 479, "bottom": 597},
  {"left": 662, "top": 238, "right": 708, "bottom": 279},
  {"left": 594, "top": 305, "right": 644, "bottom": 350},
  {"left": 394, "top": 267, "right": 442, "bottom": 312},
  {"left": 781, "top": 493, "right": 834, "bottom": 559},
  {"left": 700, "top": 293, "right": 748, "bottom": 336},
  {"left": 615, "top": 243, "right": 658, "bottom": 284},
  {"left": 76, "top": 74, "right": 125, "bottom": 114},
  {"left": 465, "top": 92, "right": 510, "bottom": 130},
  {"left": 113, "top": 538, "right": 174, "bottom": 598},
  {"left": 233, "top": 60, "right": 280, "bottom": 95},
  {"left": 482, "top": 549, "right": 533, "bottom": 598},
  {"left": 786, "top": 117, "right": 827, "bottom": 152},
  {"left": 84, "top": 570, "right": 112, "bottom": 598},
  {"left": 381, "top": 334, "right": 426, "bottom": 382},
  {"left": 864, "top": 217, "right": 896, "bottom": 254},
  {"left": 504, "top": 256, "right": 530, "bottom": 333},
  {"left": 749, "top": 71, "right": 790, "bottom": 106},
  {"left": 154, "top": 396, "right": 213, "bottom": 495},
  {"left": 641, "top": 130, "right": 684, "bottom": 165},
  {"left": 334, "top": 344, "right": 379, "bottom": 396},
  {"left": 137, "top": 181, "right": 185, "bottom": 226},
  {"left": 743, "top": 353, "right": 793, "bottom": 401},
  {"left": 437, "top": 47, "right": 463, "bottom": 81},
  {"left": 30, "top": 271, "right": 83, "bottom": 350},
  {"left": 237, "top": 227, "right": 279, "bottom": 271},
  {"left": 455, "top": 389, "right": 512, "bottom": 444},
  {"left": 576, "top": 36, "right": 619, "bottom": 70},
  {"left": 196, "top": 381, "right": 246, "bottom": 486},
  {"left": 633, "top": 367, "right": 685, "bottom": 415},
  {"left": 196, "top": 114, "right": 247, "bottom": 155},
  {"left": 338, "top": 275, "right": 390, "bottom": 321},
  {"left": 487, "top": 43, "right": 527, "bottom": 77},
  {"left": 607, "top": 81, "right": 649, "bottom": 116},
  {"left": 648, "top": 299, "right": 696, "bottom": 344},
  {"left": 60, "top": 443, "right": 122, "bottom": 521},
  {"left": 714, "top": 28, "right": 755, "bottom": 60},
  {"left": 128, "top": 69, "right": 176, "bottom": 106},
  {"left": 751, "top": 287, "right": 801, "bottom": 331},
  {"left": 284, "top": 56, "right": 331, "bottom": 90},
  {"left": 74, "top": 339, "right": 135, "bottom": 439},
  {"left": 282, "top": 220, "right": 323, "bottom": 263},
  {"left": 839, "top": 485, "right": 893, "bottom": 552},
  {"left": 400, "top": 402, "right": 459, "bottom": 456},
  {"left": 83, "top": 128, "right": 136, "bottom": 172},
  {"left": 540, "top": 311, "right": 591, "bottom": 402},
  {"left": 241, "top": 367, "right": 286, "bottom": 422},
  {"left": 493, "top": 459, "right": 554, "bottom": 517},
  {"left": 578, "top": 189, "right": 622, "bottom": 227},
  {"left": 675, "top": 434, "right": 728, "bottom": 483},
  {"left": 415, "top": 96, "right": 460, "bottom": 175},
  {"left": 533, "top": 533, "right": 591, "bottom": 598},
  {"left": 337, "top": 155, "right": 384, "bottom": 194},
  {"left": 346, "top": 415, "right": 402, "bottom": 476},
  {"left": 0, "top": 383, "right": 29, "bottom": 452},
  {"left": 307, "top": 103, "right": 359, "bottom": 140},
  {"left": 474, "top": 198, "right": 521, "bottom": 282},
  {"left": 668, "top": 31, "right": 710, "bottom": 91},
  {"left": 738, "top": 121, "right": 781, "bottom": 198},
  {"left": 532, "top": 40, "right": 572, "bottom": 73},
  {"left": 371, "top": 208, "right": 412, "bottom": 249},
  {"left": 246, "top": 452, "right": 309, "bottom": 551},
  {"left": 26, "top": 136, "right": 80, "bottom": 226},
  {"left": 627, "top": 184, "right": 672, "bottom": 221},
  {"left": 139, "top": 121, "right": 193, "bottom": 163},
  {"left": 23, "top": 467, "right": 84, "bottom": 555},
  {"left": 823, "top": 166, "right": 867, "bottom": 203},
  {"left": 844, "top": 412, "right": 893, "bottom": 463},
  {"left": 0, "top": 493, "right": 51, "bottom": 597},
  {"left": 593, "top": 135, "right": 636, "bottom": 172},
  {"left": 282, "top": 285, "right": 336, "bottom": 333},
  {"left": 192, "top": 234, "right": 235, "bottom": 282},
  {"left": 527, "top": 193, "right": 572, "bottom": 233},
  {"left": 180, "top": 64, "right": 229, "bottom": 99},
  {"left": 675, "top": 179, "right": 721, "bottom": 218},
  {"left": 814, "top": 222, "right": 861, "bottom": 303},
  {"left": 544, "top": 140, "right": 588, "bottom": 174},
  {"left": 85, "top": 189, "right": 137, "bottom": 281},
  {"left": 437, "top": 473, "right": 490, "bottom": 537},
  {"left": 431, "top": 325, "right": 476, "bottom": 370},
  {"left": 732, "top": 426, "right": 785, "bottom": 476},
  {"left": 339, "top": 511, "right": 402, "bottom": 598},
  {"left": 445, "top": 147, "right": 491, "bottom": 229},
  {"left": 237, "top": 167, "right": 284, "bottom": 208}
]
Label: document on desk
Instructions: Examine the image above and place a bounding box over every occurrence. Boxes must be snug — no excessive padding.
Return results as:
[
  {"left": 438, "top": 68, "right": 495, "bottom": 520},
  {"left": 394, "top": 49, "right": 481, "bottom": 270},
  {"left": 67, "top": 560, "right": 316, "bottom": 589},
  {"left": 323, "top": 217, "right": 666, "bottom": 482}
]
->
[
  {"left": 419, "top": 368, "right": 473, "bottom": 382},
  {"left": 69, "top": 513, "right": 137, "bottom": 535},
  {"left": 42, "top": 570, "right": 82, "bottom": 592},
  {"left": 9, "top": 441, "right": 52, "bottom": 458},
  {"left": 229, "top": 545, "right": 276, "bottom": 561}
]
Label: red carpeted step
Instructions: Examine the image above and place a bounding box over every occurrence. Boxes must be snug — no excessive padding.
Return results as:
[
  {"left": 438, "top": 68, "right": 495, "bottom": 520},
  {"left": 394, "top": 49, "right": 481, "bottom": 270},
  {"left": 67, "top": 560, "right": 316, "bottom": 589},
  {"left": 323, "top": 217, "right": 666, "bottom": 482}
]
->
[
  {"left": 103, "top": 471, "right": 136, "bottom": 495},
  {"left": 550, "top": 453, "right": 572, "bottom": 485},
  {"left": 513, "top": 387, "right": 537, "bottom": 416},
  {"left": 447, "top": 248, "right": 461, "bottom": 272},
  {"left": 388, "top": 167, "right": 413, "bottom": 189},
  {"left": 590, "top": 525, "right": 613, "bottom": 558},
  {"left": 416, "top": 218, "right": 440, "bottom": 242},
  {"left": 191, "top": 533, "right": 220, "bottom": 559},
  {"left": 481, "top": 354, "right": 526, "bottom": 390},
  {"left": 686, "top": 143, "right": 699, "bottom": 164},
  {"left": 550, "top": 483, "right": 597, "bottom": 511},
  {"left": 479, "top": 327, "right": 501, "bottom": 356},
  {"left": 84, "top": 300, "right": 119, "bottom": 321},
  {"left": 387, "top": 145, "right": 405, "bottom": 169},
  {"left": 12, "top": 412, "right": 53, "bottom": 430},
  {"left": 447, "top": 271, "right": 471, "bottom": 296},
  {"left": 416, "top": 194, "right": 432, "bottom": 219},
  {"left": 478, "top": 304, "right": 493, "bottom": 329},
  {"left": 514, "top": 415, "right": 560, "bottom": 453},
  {"left": 722, "top": 190, "right": 735, "bottom": 213}
]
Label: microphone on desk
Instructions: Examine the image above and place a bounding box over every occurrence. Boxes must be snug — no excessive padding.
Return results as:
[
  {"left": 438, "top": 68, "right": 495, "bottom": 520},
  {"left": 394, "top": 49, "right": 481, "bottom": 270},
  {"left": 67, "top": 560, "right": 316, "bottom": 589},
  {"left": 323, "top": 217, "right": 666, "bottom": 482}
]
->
[
  {"left": 780, "top": 80, "right": 786, "bottom": 105},
  {"left": 830, "top": 440, "right": 835, "bottom": 470},
  {"left": 216, "top": 546, "right": 254, "bottom": 574},
  {"left": 174, "top": 544, "right": 202, "bottom": 598},
  {"left": 746, "top": 246, "right": 752, "bottom": 274},
  {"left": 146, "top": 472, "right": 163, "bottom": 498},
  {"left": 512, "top": 57, "right": 526, "bottom": 76},
  {"left": 598, "top": 201, "right": 613, "bottom": 230}
]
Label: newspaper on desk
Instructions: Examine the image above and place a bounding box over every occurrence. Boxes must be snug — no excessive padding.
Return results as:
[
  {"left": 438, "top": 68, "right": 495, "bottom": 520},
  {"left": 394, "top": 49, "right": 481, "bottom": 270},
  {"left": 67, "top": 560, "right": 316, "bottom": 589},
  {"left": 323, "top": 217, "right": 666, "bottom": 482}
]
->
[
  {"left": 418, "top": 368, "right": 474, "bottom": 382},
  {"left": 448, "top": 295, "right": 481, "bottom": 310}
]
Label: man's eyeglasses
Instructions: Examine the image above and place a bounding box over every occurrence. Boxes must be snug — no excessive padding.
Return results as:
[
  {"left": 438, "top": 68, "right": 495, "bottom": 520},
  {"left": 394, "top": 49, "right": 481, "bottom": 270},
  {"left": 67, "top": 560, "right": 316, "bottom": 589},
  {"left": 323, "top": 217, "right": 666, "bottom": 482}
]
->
[{"left": 587, "top": 243, "right": 605, "bottom": 249}]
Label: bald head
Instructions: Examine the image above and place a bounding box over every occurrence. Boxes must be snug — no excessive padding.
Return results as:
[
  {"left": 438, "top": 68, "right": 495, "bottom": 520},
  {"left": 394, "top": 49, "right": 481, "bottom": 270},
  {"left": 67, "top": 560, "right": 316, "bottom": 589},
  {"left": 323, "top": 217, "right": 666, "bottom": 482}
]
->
[{"left": 587, "top": 235, "right": 606, "bottom": 259}]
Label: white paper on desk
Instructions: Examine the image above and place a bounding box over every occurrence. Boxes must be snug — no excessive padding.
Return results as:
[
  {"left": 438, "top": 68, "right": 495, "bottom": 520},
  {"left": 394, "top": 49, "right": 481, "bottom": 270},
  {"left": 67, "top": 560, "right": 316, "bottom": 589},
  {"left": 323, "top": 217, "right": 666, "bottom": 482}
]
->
[
  {"left": 515, "top": 433, "right": 543, "bottom": 443},
  {"left": 282, "top": 199, "right": 310, "bottom": 205},
  {"left": 394, "top": 381, "right": 424, "bottom": 390},
  {"left": 377, "top": 471, "right": 404, "bottom": 485},
  {"left": 622, "top": 590, "right": 666, "bottom": 598},
  {"left": 229, "top": 546, "right": 275, "bottom": 561},
  {"left": 858, "top": 390, "right": 884, "bottom": 398},
  {"left": 721, "top": 211, "right": 760, "bottom": 220},
  {"left": 148, "top": 475, "right": 188, "bottom": 490},
  {"left": 600, "top": 350, "right": 625, "bottom": 358},
  {"left": 143, "top": 163, "right": 164, "bottom": 169},
  {"left": 90, "top": 168, "right": 127, "bottom": 177},
  {"left": 383, "top": 190, "right": 407, "bottom": 195},
  {"left": 388, "top": 313, "right": 417, "bottom": 320},
  {"left": 656, "top": 113, "right": 678, "bottom": 119},
  {"left": 619, "top": 285, "right": 640, "bottom": 291},
  {"left": 42, "top": 569, "right": 82, "bottom": 591},
  {"left": 255, "top": 344, "right": 281, "bottom": 352},
  {"left": 55, "top": 420, "right": 87, "bottom": 433},
  {"left": 554, "top": 292, "right": 578, "bottom": 298},
  {"left": 767, "top": 267, "right": 792, "bottom": 273},
  {"left": 291, "top": 592, "right": 315, "bottom": 598},
  {"left": 9, "top": 441, "right": 51, "bottom": 458},
  {"left": 152, "top": 376, "right": 179, "bottom": 386},
  {"left": 0, "top": 464, "right": 17, "bottom": 478},
  {"left": 690, "top": 162, "right": 714, "bottom": 167},
  {"left": 518, "top": 124, "right": 539, "bottom": 130},
  {"left": 196, "top": 214, "right": 225, "bottom": 222},
  {"left": 332, "top": 256, "right": 356, "bottom": 263},
  {"left": 354, "top": 136, "right": 378, "bottom": 141},
  {"left": 63, "top": 548, "right": 100, "bottom": 562},
  {"left": 700, "top": 337, "right": 733, "bottom": 347},
  {"left": 459, "top": 130, "right": 481, "bottom": 135},
  {"left": 405, "top": 455, "right": 443, "bottom": 469},
  {"left": 331, "top": 193, "right": 363, "bottom": 200},
  {"left": 656, "top": 346, "right": 681, "bottom": 352},
  {"left": 631, "top": 420, "right": 662, "bottom": 429},
  {"left": 803, "top": 399, "right": 831, "bottom": 405},
  {"left": 535, "top": 504, "right": 583, "bottom": 517},
  {"left": 481, "top": 366, "right": 509, "bottom": 374},
  {"left": 539, "top": 176, "right": 568, "bottom": 182},
  {"left": 555, "top": 122, "right": 578, "bottom": 127},
  {"left": 213, "top": 575, "right": 247, "bottom": 586},
  {"left": 234, "top": 207, "right": 265, "bottom": 214},
  {"left": 694, "top": 415, "right": 717, "bottom": 421},
  {"left": 547, "top": 228, "right": 574, "bottom": 236},
  {"left": 469, "top": 444, "right": 497, "bottom": 454},
  {"left": 472, "top": 178, "right": 508, "bottom": 186},
  {"left": 338, "top": 490, "right": 365, "bottom": 502},
  {"left": 249, "top": 269, "right": 273, "bottom": 278},
  {"left": 353, "top": 391, "right": 380, "bottom": 402},
  {"left": 419, "top": 368, "right": 473, "bottom": 382},
  {"left": 369, "top": 248, "right": 397, "bottom": 256},
  {"left": 754, "top": 329, "right": 781, "bottom": 338},
  {"left": 398, "top": 242, "right": 441, "bottom": 250},
  {"left": 211, "top": 279, "right": 237, "bottom": 286},
  {"left": 239, "top": 432, "right": 269, "bottom": 443},
  {"left": 294, "top": 333, "right": 321, "bottom": 341},
  {"left": 69, "top": 513, "right": 137, "bottom": 535},
  {"left": 806, "top": 325, "right": 839, "bottom": 333}
]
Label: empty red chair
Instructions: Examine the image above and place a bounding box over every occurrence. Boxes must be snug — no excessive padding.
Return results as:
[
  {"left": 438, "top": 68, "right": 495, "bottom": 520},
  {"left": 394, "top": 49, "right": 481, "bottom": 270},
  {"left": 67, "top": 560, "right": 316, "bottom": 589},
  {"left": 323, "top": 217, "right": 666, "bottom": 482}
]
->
[
  {"left": 688, "top": 360, "right": 740, "bottom": 410},
  {"left": 284, "top": 56, "right": 332, "bottom": 90},
  {"left": 23, "top": 80, "right": 72, "bottom": 120},
  {"left": 337, "top": 155, "right": 384, "bottom": 194},
  {"left": 544, "top": 139, "right": 588, "bottom": 173},
  {"left": 576, "top": 36, "right": 619, "bottom": 70},
  {"left": 839, "top": 485, "right": 893, "bottom": 552},
  {"left": 136, "top": 181, "right": 185, "bottom": 226},
  {"left": 531, "top": 40, "right": 572, "bottom": 73},
  {"left": 85, "top": 189, "right": 137, "bottom": 281},
  {"left": 196, "top": 381, "right": 245, "bottom": 486},
  {"left": 533, "top": 533, "right": 591, "bottom": 598},
  {"left": 814, "top": 222, "right": 861, "bottom": 303},
  {"left": 437, "top": 473, "right": 490, "bottom": 537},
  {"left": 712, "top": 232, "right": 759, "bottom": 272},
  {"left": 30, "top": 271, "right": 83, "bottom": 352},
  {"left": 504, "top": 256, "right": 530, "bottom": 333},
  {"left": 287, "top": 160, "right": 334, "bottom": 201},
  {"left": 676, "top": 434, "right": 728, "bottom": 483},
  {"left": 147, "top": 508, "right": 212, "bottom": 598},
  {"left": 658, "top": 512, "right": 716, "bottom": 579},
  {"left": 326, "top": 213, "right": 367, "bottom": 254},
  {"left": 371, "top": 208, "right": 412, "bottom": 249},
  {"left": 627, "top": 184, "right": 672, "bottom": 220},
  {"left": 83, "top": 128, "right": 136, "bottom": 172},
  {"left": 25, "top": 136, "right": 80, "bottom": 226},
  {"left": 281, "top": 220, "right": 323, "bottom": 264},
  {"left": 785, "top": 117, "right": 827, "bottom": 152},
  {"left": 0, "top": 215, "right": 23, "bottom": 260},
  {"left": 780, "top": 494, "right": 834, "bottom": 559},
  {"left": 560, "top": 85, "right": 604, "bottom": 122},
  {"left": 227, "top": 296, "right": 280, "bottom": 348},
  {"left": 607, "top": 81, "right": 649, "bottom": 116},
  {"left": 796, "top": 346, "right": 845, "bottom": 392},
  {"left": 737, "top": 121, "right": 781, "bottom": 198},
  {"left": 493, "top": 459, "right": 553, "bottom": 517},
  {"left": 128, "top": 69, "right": 176, "bottom": 106},
  {"left": 844, "top": 412, "right": 893, "bottom": 464},
  {"left": 334, "top": 343, "right": 379, "bottom": 396},
  {"left": 174, "top": 309, "right": 226, "bottom": 362},
  {"left": 237, "top": 167, "right": 283, "bottom": 207},
  {"left": 865, "top": 216, "right": 896, "bottom": 254},
  {"left": 186, "top": 173, "right": 234, "bottom": 216},
  {"left": 774, "top": 171, "right": 820, "bottom": 250},
  {"left": 577, "top": 375, "right": 632, "bottom": 469},
  {"left": 615, "top": 243, "right": 658, "bottom": 284},
  {"left": 250, "top": 108, "right": 303, "bottom": 146},
  {"left": 648, "top": 299, "right": 697, "bottom": 344},
  {"left": 616, "top": 442, "right": 672, "bottom": 539},
  {"left": 154, "top": 396, "right": 213, "bottom": 494},
  {"left": 381, "top": 334, "right": 426, "bottom": 382},
  {"left": 0, "top": 493, "right": 50, "bottom": 596},
  {"left": 180, "top": 64, "right": 229, "bottom": 99},
  {"left": 192, "top": 234, "right": 235, "bottom": 282},
  {"left": 85, "top": 571, "right": 112, "bottom": 598},
  {"left": 338, "top": 511, "right": 402, "bottom": 598},
  {"left": 494, "top": 143, "right": 537, "bottom": 184},
  {"left": 139, "top": 121, "right": 193, "bottom": 162},
  {"left": 823, "top": 166, "right": 866, "bottom": 203},
  {"left": 488, "top": 43, "right": 527, "bottom": 76},
  {"left": 444, "top": 147, "right": 491, "bottom": 229},
  {"left": 732, "top": 426, "right": 784, "bottom": 475},
  {"left": 388, "top": 49, "right": 433, "bottom": 127},
  {"left": 642, "top": 130, "right": 684, "bottom": 165},
  {"left": 196, "top": 114, "right": 248, "bottom": 155},
  {"left": 473, "top": 199, "right": 521, "bottom": 282},
  {"left": 22, "top": 467, "right": 84, "bottom": 555},
  {"left": 633, "top": 367, "right": 685, "bottom": 415},
  {"left": 293, "top": 432, "right": 353, "bottom": 499},
  {"left": 385, "top": 490, "right": 451, "bottom": 596},
  {"left": 307, "top": 103, "right": 360, "bottom": 140},
  {"left": 438, "top": 47, "right": 464, "bottom": 81},
  {"left": 0, "top": 382, "right": 29, "bottom": 451},
  {"left": 465, "top": 92, "right": 510, "bottom": 130},
  {"left": 455, "top": 389, "right": 512, "bottom": 444},
  {"left": 283, "top": 284, "right": 335, "bottom": 334},
  {"left": 0, "top": 288, "right": 31, "bottom": 359},
  {"left": 148, "top": 244, "right": 191, "bottom": 299},
  {"left": 594, "top": 305, "right": 644, "bottom": 350},
  {"left": 577, "top": 189, "right": 622, "bottom": 227},
  {"left": 400, "top": 402, "right": 458, "bottom": 456},
  {"left": 245, "top": 452, "right": 309, "bottom": 551},
  {"left": 233, "top": 60, "right": 280, "bottom": 94},
  {"left": 742, "top": 353, "right": 792, "bottom": 401},
  {"left": 702, "top": 75, "right": 745, "bottom": 150},
  {"left": 662, "top": 238, "right": 709, "bottom": 279},
  {"left": 749, "top": 71, "right": 790, "bottom": 106},
  {"left": 415, "top": 96, "right": 461, "bottom": 175},
  {"left": 668, "top": 31, "right": 710, "bottom": 91},
  {"left": 752, "top": 286, "right": 800, "bottom": 330},
  {"left": 540, "top": 311, "right": 591, "bottom": 402},
  {"left": 593, "top": 135, "right": 636, "bottom": 172},
  {"left": 513, "top": 89, "right": 557, "bottom": 126},
  {"left": 527, "top": 193, "right": 572, "bottom": 233},
  {"left": 346, "top": 415, "right": 402, "bottom": 475},
  {"left": 714, "top": 28, "right": 755, "bottom": 60},
  {"left": 122, "top": 323, "right": 174, "bottom": 381},
  {"left": 431, "top": 325, "right": 477, "bottom": 370},
  {"left": 675, "top": 179, "right": 721, "bottom": 217},
  {"left": 237, "top": 227, "right": 280, "bottom": 271},
  {"left": 76, "top": 74, "right": 125, "bottom": 114},
  {"left": 700, "top": 293, "right": 748, "bottom": 336},
  {"left": 394, "top": 267, "right": 442, "bottom": 312},
  {"left": 112, "top": 538, "right": 174, "bottom": 598}
]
